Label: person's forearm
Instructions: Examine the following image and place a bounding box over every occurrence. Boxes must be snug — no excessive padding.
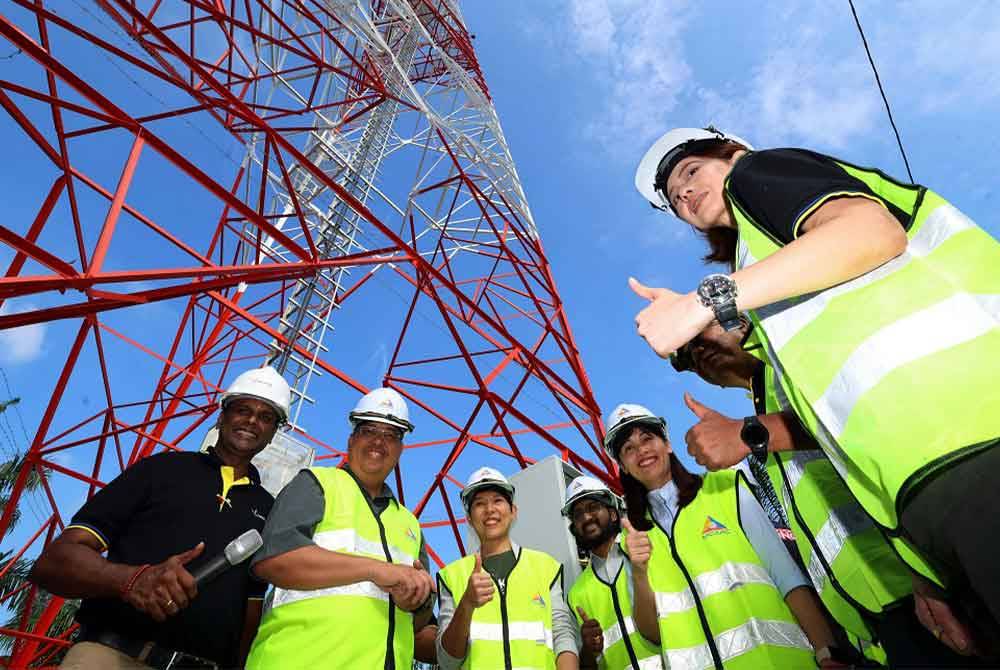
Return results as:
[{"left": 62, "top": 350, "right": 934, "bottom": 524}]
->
[
  {"left": 556, "top": 650, "right": 579, "bottom": 670},
  {"left": 29, "top": 537, "right": 133, "bottom": 598},
  {"left": 440, "top": 599, "right": 474, "bottom": 660},
  {"left": 731, "top": 205, "right": 906, "bottom": 313},
  {"left": 239, "top": 599, "right": 263, "bottom": 666},
  {"left": 630, "top": 567, "right": 660, "bottom": 644},
  {"left": 761, "top": 411, "right": 817, "bottom": 453},
  {"left": 784, "top": 586, "right": 835, "bottom": 651},
  {"left": 252, "top": 545, "right": 383, "bottom": 590}
]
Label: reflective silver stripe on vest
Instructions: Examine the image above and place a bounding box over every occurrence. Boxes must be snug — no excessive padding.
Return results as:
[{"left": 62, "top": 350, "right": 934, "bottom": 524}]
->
[
  {"left": 806, "top": 503, "right": 875, "bottom": 591},
  {"left": 469, "top": 621, "right": 553, "bottom": 648},
  {"left": 625, "top": 656, "right": 664, "bottom": 670},
  {"left": 779, "top": 451, "right": 825, "bottom": 489},
  {"left": 603, "top": 615, "right": 636, "bottom": 651},
  {"left": 665, "top": 618, "right": 812, "bottom": 670},
  {"left": 271, "top": 579, "right": 389, "bottom": 610},
  {"left": 748, "top": 203, "right": 976, "bottom": 353},
  {"left": 813, "top": 291, "right": 1000, "bottom": 439},
  {"left": 734, "top": 250, "right": 854, "bottom": 481},
  {"left": 654, "top": 562, "right": 774, "bottom": 617},
  {"left": 313, "top": 528, "right": 416, "bottom": 565}
]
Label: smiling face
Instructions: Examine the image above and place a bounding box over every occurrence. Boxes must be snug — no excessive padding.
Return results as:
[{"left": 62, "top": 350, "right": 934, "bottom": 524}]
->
[
  {"left": 468, "top": 488, "right": 516, "bottom": 544},
  {"left": 217, "top": 397, "right": 280, "bottom": 462},
  {"left": 347, "top": 420, "right": 404, "bottom": 484},
  {"left": 664, "top": 152, "right": 742, "bottom": 231},
  {"left": 570, "top": 496, "right": 619, "bottom": 551},
  {"left": 617, "top": 425, "right": 673, "bottom": 490}
]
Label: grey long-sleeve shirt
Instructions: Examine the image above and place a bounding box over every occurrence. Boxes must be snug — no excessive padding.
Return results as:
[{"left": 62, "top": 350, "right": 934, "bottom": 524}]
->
[{"left": 435, "top": 542, "right": 579, "bottom": 669}]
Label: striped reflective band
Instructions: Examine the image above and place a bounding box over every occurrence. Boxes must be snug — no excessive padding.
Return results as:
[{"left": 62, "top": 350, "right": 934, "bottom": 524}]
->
[
  {"left": 747, "top": 203, "right": 976, "bottom": 352},
  {"left": 469, "top": 620, "right": 553, "bottom": 648},
  {"left": 271, "top": 579, "right": 389, "bottom": 609},
  {"left": 806, "top": 503, "right": 874, "bottom": 591},
  {"left": 313, "top": 528, "right": 416, "bottom": 565},
  {"left": 779, "top": 451, "right": 826, "bottom": 489},
  {"left": 814, "top": 292, "right": 1000, "bottom": 439},
  {"left": 625, "top": 656, "right": 664, "bottom": 670},
  {"left": 665, "top": 618, "right": 812, "bottom": 670},
  {"left": 602, "top": 615, "right": 636, "bottom": 651},
  {"left": 654, "top": 562, "right": 774, "bottom": 617}
]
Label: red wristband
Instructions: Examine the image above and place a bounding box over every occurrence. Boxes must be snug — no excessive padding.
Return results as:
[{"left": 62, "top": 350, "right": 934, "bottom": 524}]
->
[{"left": 121, "top": 564, "right": 151, "bottom": 598}]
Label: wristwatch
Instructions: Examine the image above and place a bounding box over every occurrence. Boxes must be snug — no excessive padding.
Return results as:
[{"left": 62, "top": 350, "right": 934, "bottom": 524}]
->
[
  {"left": 740, "top": 416, "right": 769, "bottom": 462},
  {"left": 696, "top": 274, "right": 740, "bottom": 331}
]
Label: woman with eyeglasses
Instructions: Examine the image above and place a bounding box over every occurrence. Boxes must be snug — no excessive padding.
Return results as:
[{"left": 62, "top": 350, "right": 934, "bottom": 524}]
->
[
  {"left": 629, "top": 127, "right": 1000, "bottom": 655},
  {"left": 604, "top": 402, "right": 851, "bottom": 669}
]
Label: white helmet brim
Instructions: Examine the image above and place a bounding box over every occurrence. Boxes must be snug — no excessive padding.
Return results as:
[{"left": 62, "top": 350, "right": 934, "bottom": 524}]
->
[{"left": 634, "top": 127, "right": 752, "bottom": 216}]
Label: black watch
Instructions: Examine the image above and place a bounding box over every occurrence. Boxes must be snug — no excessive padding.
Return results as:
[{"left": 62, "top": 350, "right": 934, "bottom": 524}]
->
[
  {"left": 740, "top": 416, "right": 769, "bottom": 462},
  {"left": 696, "top": 273, "right": 740, "bottom": 331}
]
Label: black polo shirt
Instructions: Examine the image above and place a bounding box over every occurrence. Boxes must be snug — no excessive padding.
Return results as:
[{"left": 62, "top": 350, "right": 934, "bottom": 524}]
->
[{"left": 68, "top": 448, "right": 274, "bottom": 666}]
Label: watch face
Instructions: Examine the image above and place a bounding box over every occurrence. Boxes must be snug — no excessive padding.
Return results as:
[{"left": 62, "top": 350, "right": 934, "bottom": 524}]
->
[
  {"left": 740, "top": 422, "right": 768, "bottom": 448},
  {"left": 698, "top": 274, "right": 736, "bottom": 306}
]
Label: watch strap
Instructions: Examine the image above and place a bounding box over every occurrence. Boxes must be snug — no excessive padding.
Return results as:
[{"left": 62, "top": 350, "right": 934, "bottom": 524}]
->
[{"left": 714, "top": 299, "right": 740, "bottom": 331}]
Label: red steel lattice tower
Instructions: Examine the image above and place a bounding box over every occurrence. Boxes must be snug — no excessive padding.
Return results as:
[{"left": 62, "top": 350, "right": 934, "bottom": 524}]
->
[{"left": 0, "top": 0, "right": 611, "bottom": 662}]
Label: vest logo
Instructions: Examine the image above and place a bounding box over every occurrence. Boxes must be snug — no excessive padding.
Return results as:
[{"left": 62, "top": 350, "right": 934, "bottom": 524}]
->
[
  {"left": 531, "top": 593, "right": 546, "bottom": 608},
  {"left": 702, "top": 516, "right": 730, "bottom": 538},
  {"left": 251, "top": 507, "right": 266, "bottom": 522}
]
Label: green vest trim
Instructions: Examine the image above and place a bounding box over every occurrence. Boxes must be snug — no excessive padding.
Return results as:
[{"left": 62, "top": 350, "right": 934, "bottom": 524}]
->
[
  {"left": 568, "top": 555, "right": 663, "bottom": 670},
  {"left": 630, "top": 471, "right": 814, "bottom": 669},
  {"left": 727, "top": 158, "right": 1000, "bottom": 532},
  {"left": 439, "top": 547, "right": 562, "bottom": 670},
  {"left": 247, "top": 467, "right": 422, "bottom": 670}
]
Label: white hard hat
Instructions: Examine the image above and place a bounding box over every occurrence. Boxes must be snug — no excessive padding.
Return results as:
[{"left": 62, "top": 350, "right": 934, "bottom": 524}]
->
[
  {"left": 349, "top": 387, "right": 414, "bottom": 434},
  {"left": 602, "top": 403, "right": 667, "bottom": 462},
  {"left": 220, "top": 366, "right": 292, "bottom": 424},
  {"left": 634, "top": 126, "right": 752, "bottom": 214},
  {"left": 561, "top": 476, "right": 620, "bottom": 517},
  {"left": 460, "top": 466, "right": 515, "bottom": 512}
]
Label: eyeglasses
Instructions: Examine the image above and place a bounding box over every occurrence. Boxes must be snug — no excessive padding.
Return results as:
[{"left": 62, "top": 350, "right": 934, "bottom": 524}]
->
[
  {"left": 224, "top": 402, "right": 279, "bottom": 428},
  {"left": 355, "top": 424, "right": 403, "bottom": 444},
  {"left": 571, "top": 500, "right": 607, "bottom": 523}
]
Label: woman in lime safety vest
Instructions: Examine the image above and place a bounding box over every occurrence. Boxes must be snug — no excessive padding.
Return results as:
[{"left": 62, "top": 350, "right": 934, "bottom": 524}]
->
[
  {"left": 604, "top": 402, "right": 841, "bottom": 669},
  {"left": 630, "top": 127, "right": 1000, "bottom": 651},
  {"left": 671, "top": 319, "right": 988, "bottom": 667},
  {"left": 562, "top": 475, "right": 663, "bottom": 670},
  {"left": 436, "top": 467, "right": 579, "bottom": 670}
]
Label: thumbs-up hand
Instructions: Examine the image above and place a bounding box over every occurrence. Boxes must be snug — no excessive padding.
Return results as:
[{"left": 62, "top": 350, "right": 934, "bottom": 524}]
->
[
  {"left": 577, "top": 606, "right": 604, "bottom": 655},
  {"left": 621, "top": 518, "right": 652, "bottom": 573},
  {"left": 460, "top": 553, "right": 495, "bottom": 611},
  {"left": 683, "top": 392, "right": 749, "bottom": 470},
  {"left": 630, "top": 277, "right": 714, "bottom": 359}
]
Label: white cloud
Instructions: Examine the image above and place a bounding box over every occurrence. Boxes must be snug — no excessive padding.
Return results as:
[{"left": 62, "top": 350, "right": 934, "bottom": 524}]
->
[
  {"left": 565, "top": 2, "right": 1000, "bottom": 159},
  {"left": 0, "top": 302, "right": 45, "bottom": 364},
  {"left": 568, "top": 0, "right": 695, "bottom": 154}
]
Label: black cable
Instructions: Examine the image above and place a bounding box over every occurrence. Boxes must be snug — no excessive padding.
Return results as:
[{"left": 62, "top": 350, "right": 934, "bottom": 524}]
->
[{"left": 848, "top": 0, "right": 914, "bottom": 183}]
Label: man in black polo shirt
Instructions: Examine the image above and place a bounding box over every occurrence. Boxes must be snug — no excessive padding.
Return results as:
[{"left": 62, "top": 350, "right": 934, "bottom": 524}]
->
[{"left": 30, "top": 366, "right": 292, "bottom": 669}]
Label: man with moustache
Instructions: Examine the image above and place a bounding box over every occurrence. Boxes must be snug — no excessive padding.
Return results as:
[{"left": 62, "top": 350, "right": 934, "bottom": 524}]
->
[
  {"left": 563, "top": 476, "right": 662, "bottom": 670},
  {"left": 246, "top": 387, "right": 435, "bottom": 669},
  {"left": 437, "top": 467, "right": 580, "bottom": 669}
]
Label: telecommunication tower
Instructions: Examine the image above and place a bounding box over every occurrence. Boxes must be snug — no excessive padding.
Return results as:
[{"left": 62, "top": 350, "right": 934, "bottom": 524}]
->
[{"left": 0, "top": 1, "right": 609, "bottom": 662}]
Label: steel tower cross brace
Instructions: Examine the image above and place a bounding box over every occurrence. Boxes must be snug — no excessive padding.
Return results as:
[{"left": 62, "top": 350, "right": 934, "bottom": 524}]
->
[{"left": 0, "top": 0, "right": 610, "bottom": 661}]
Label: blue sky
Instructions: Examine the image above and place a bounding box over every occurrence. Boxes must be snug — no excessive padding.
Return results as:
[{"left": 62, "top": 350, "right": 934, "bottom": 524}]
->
[
  {"left": 460, "top": 0, "right": 1000, "bottom": 459},
  {"left": 1, "top": 1, "right": 999, "bottom": 568}
]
